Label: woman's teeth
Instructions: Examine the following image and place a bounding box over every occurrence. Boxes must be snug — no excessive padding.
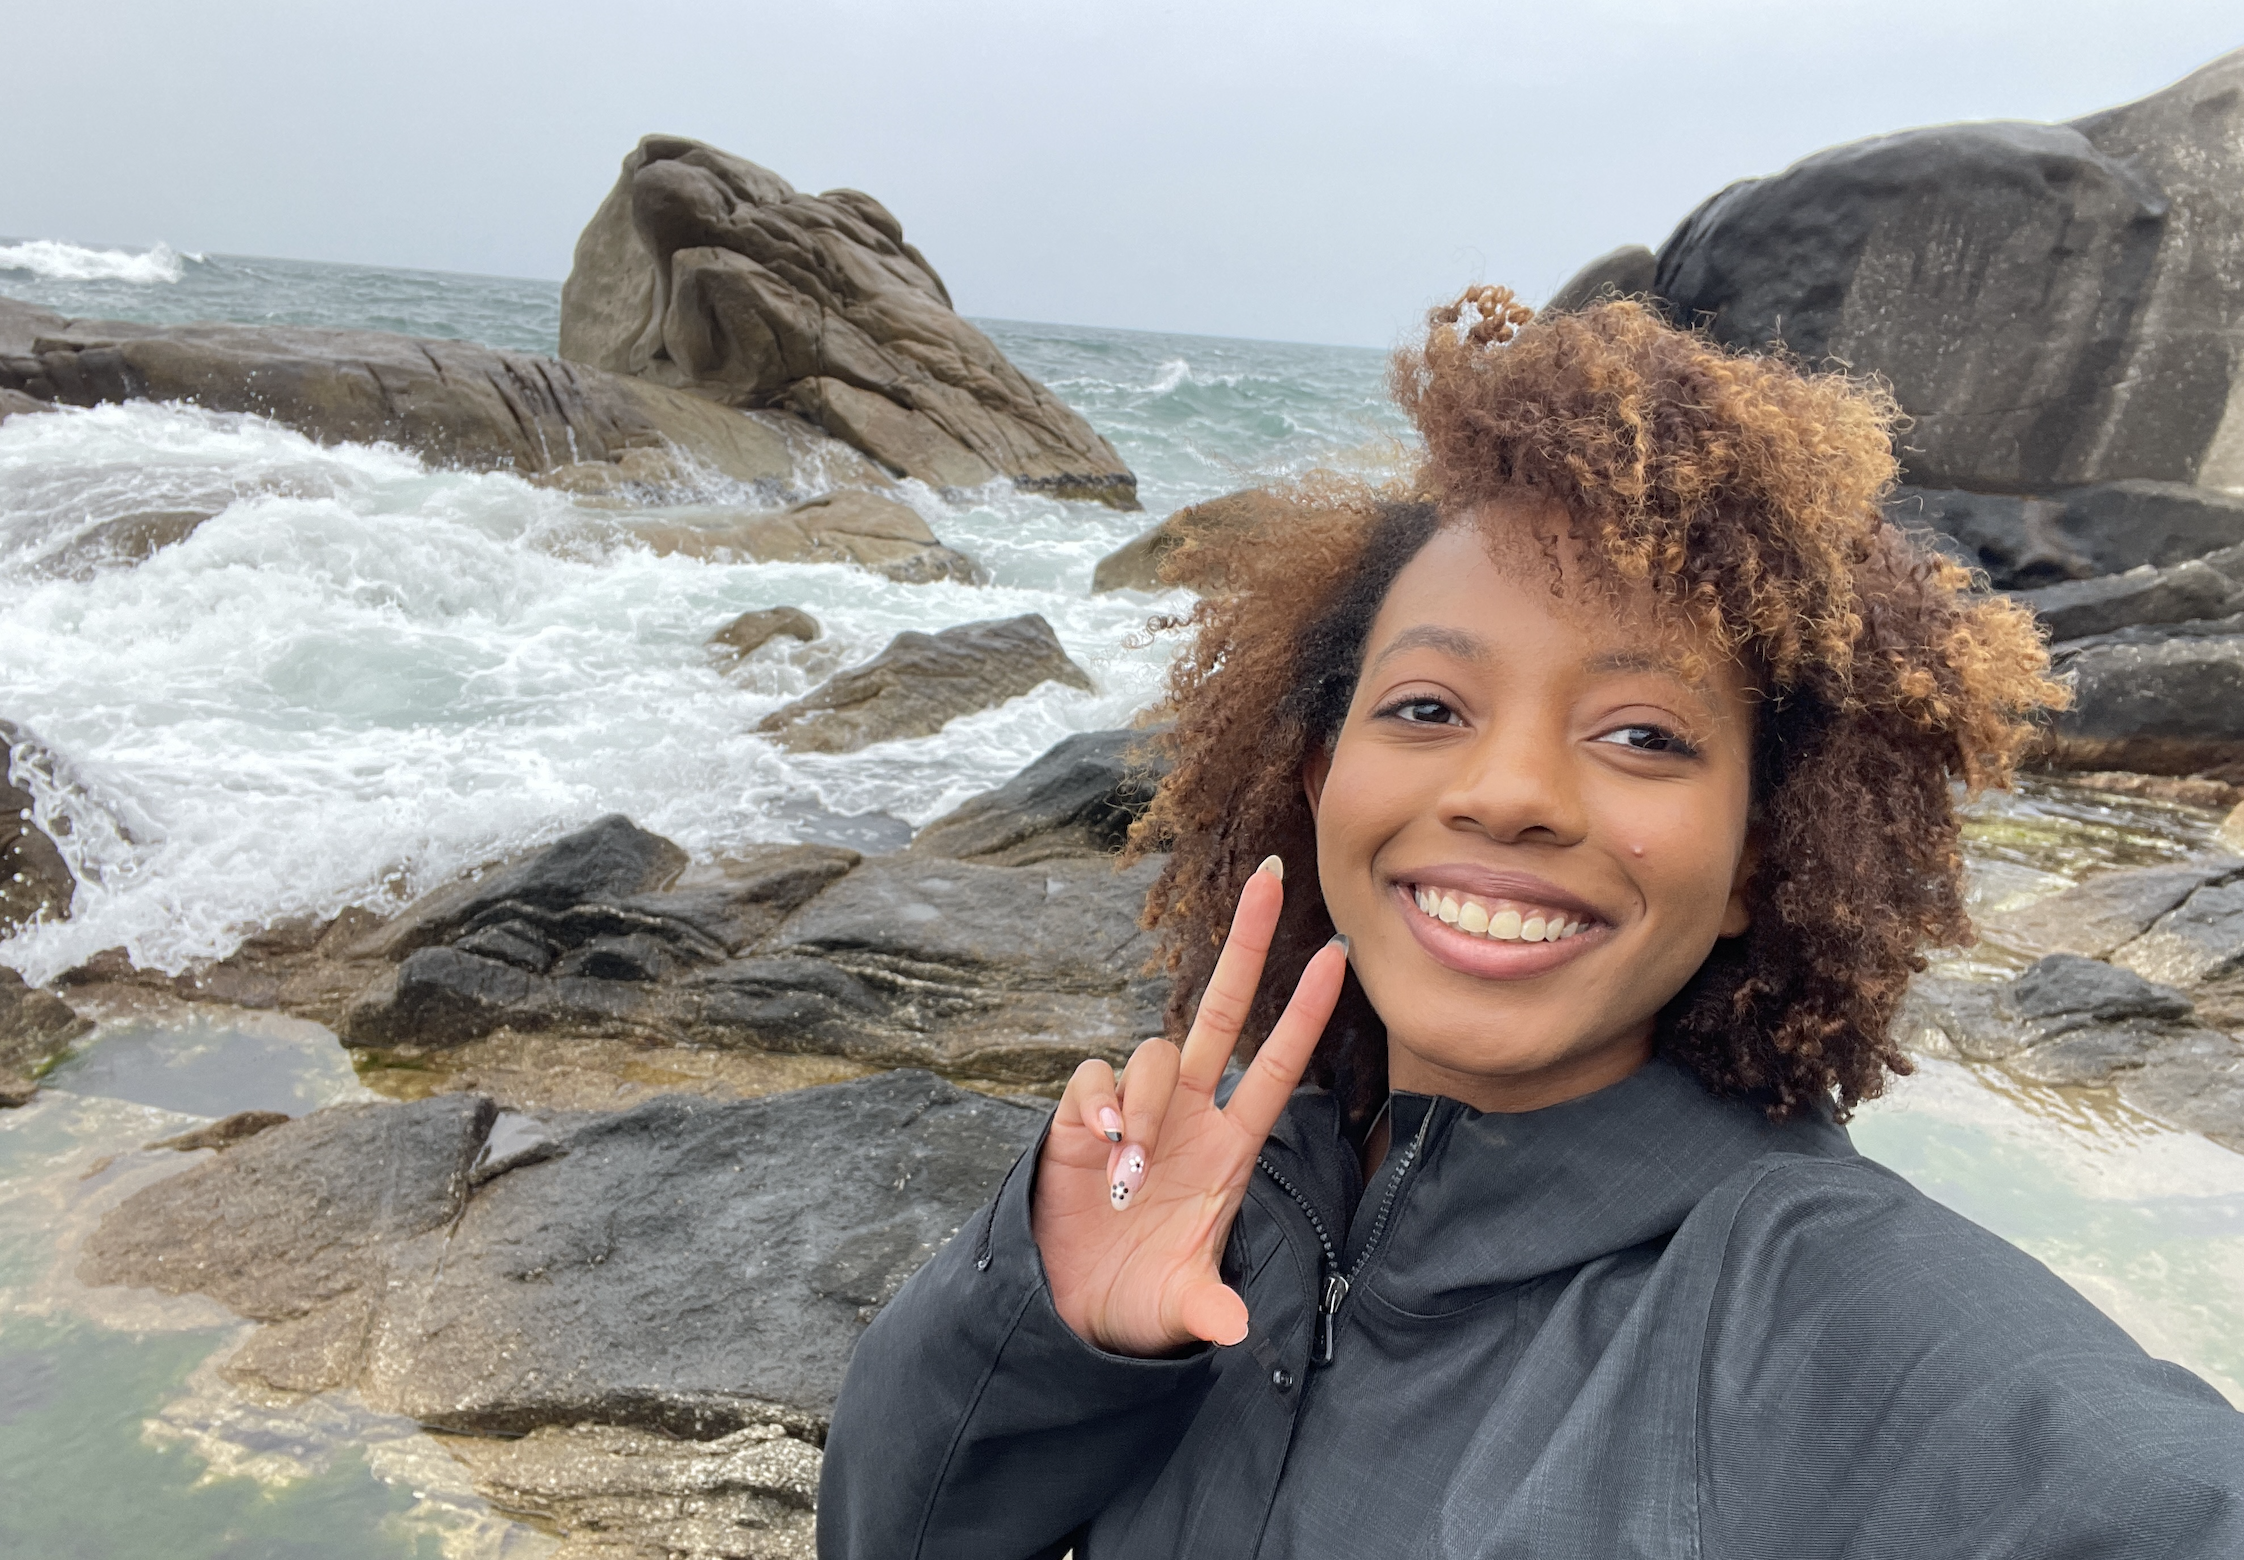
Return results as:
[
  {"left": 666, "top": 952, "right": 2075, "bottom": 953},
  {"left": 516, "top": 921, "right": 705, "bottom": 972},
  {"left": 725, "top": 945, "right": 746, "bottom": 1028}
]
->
[{"left": 1411, "top": 886, "right": 1590, "bottom": 942}]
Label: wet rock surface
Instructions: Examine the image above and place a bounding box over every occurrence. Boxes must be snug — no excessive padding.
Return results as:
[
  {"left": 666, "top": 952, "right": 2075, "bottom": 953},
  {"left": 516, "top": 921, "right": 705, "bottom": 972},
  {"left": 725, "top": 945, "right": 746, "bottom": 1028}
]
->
[
  {"left": 754, "top": 613, "right": 1093, "bottom": 755},
  {"left": 628, "top": 490, "right": 984, "bottom": 584},
  {"left": 909, "top": 726, "right": 1168, "bottom": 865},
  {"left": 0, "top": 964, "right": 90, "bottom": 1106},
  {"left": 1, "top": 725, "right": 76, "bottom": 935},
  {"left": 560, "top": 134, "right": 1137, "bottom": 508},
  {"left": 1091, "top": 487, "right": 1289, "bottom": 594},
  {"left": 78, "top": 1069, "right": 1041, "bottom": 1555}
]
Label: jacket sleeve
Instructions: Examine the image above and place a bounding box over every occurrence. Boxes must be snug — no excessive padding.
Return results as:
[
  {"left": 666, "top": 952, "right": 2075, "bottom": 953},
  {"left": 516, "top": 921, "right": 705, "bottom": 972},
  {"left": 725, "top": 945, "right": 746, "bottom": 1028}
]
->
[
  {"left": 816, "top": 1124, "right": 1219, "bottom": 1560},
  {"left": 1699, "top": 1157, "right": 2244, "bottom": 1559}
]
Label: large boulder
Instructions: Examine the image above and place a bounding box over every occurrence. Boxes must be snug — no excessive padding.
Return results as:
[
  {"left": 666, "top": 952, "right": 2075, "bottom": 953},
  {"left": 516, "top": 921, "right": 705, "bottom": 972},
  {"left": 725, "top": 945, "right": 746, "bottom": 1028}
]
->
[
  {"left": 754, "top": 614, "right": 1093, "bottom": 755},
  {"left": 0, "top": 307, "right": 880, "bottom": 496},
  {"left": 1545, "top": 245, "right": 1659, "bottom": 313},
  {"left": 560, "top": 135, "right": 1138, "bottom": 508},
  {"left": 0, "top": 966, "right": 90, "bottom": 1106},
  {"left": 1656, "top": 49, "right": 2244, "bottom": 495},
  {"left": 81, "top": 1071, "right": 1043, "bottom": 1434},
  {"left": 627, "top": 490, "right": 984, "bottom": 584},
  {"left": 1, "top": 725, "right": 75, "bottom": 934},
  {"left": 2045, "top": 634, "right": 2244, "bottom": 777},
  {"left": 909, "top": 727, "right": 1168, "bottom": 865},
  {"left": 2014, "top": 558, "right": 2237, "bottom": 641}
]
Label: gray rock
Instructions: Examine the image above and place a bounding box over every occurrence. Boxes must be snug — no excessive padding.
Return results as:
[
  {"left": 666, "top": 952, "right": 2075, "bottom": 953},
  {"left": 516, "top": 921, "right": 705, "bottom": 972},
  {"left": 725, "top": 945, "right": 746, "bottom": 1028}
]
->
[
  {"left": 0, "top": 298, "right": 65, "bottom": 357},
  {"left": 559, "top": 135, "right": 1137, "bottom": 508},
  {"left": 754, "top": 615, "right": 1093, "bottom": 755},
  {"left": 711, "top": 607, "right": 822, "bottom": 663},
  {"left": 628, "top": 491, "right": 985, "bottom": 585},
  {"left": 1544, "top": 245, "right": 1659, "bottom": 313},
  {"left": 910, "top": 727, "right": 1168, "bottom": 866},
  {"left": 79, "top": 1093, "right": 493, "bottom": 1322},
  {"left": 687, "top": 854, "right": 1167, "bottom": 1079},
  {"left": 0, "top": 387, "right": 50, "bottom": 422},
  {"left": 2046, "top": 481, "right": 2244, "bottom": 578},
  {"left": 2114, "top": 877, "right": 2244, "bottom": 986},
  {"left": 467, "top": 1110, "right": 564, "bottom": 1185},
  {"left": 2045, "top": 634, "right": 2244, "bottom": 777},
  {"left": 1657, "top": 50, "right": 2244, "bottom": 493},
  {"left": 1888, "top": 972, "right": 2017, "bottom": 1061},
  {"left": 1983, "top": 857, "right": 2244, "bottom": 959},
  {"left": 2016, "top": 559, "right": 2235, "bottom": 641},
  {"left": 0, "top": 305, "right": 871, "bottom": 496},
  {"left": 28, "top": 509, "right": 215, "bottom": 581},
  {"left": 1, "top": 725, "right": 75, "bottom": 935},
  {"left": 0, "top": 965, "right": 90, "bottom": 1107},
  {"left": 1885, "top": 488, "right": 2094, "bottom": 590},
  {"left": 2000, "top": 953, "right": 2194, "bottom": 1035},
  {"left": 147, "top": 1110, "right": 292, "bottom": 1153},
  {"left": 362, "top": 1071, "right": 1044, "bottom": 1434},
  {"left": 1091, "top": 488, "right": 1288, "bottom": 594},
  {"left": 2115, "top": 1038, "right": 2244, "bottom": 1154}
]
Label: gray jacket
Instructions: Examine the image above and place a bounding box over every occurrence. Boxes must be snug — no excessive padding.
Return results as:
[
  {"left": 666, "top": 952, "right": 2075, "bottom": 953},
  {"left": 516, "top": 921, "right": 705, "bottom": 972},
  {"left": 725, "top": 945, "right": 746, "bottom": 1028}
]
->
[{"left": 820, "top": 1058, "right": 2244, "bottom": 1557}]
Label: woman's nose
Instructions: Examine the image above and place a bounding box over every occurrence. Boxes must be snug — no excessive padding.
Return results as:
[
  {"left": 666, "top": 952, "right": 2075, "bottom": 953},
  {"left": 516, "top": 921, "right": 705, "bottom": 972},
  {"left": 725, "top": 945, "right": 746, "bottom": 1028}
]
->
[{"left": 1438, "top": 720, "right": 1589, "bottom": 845}]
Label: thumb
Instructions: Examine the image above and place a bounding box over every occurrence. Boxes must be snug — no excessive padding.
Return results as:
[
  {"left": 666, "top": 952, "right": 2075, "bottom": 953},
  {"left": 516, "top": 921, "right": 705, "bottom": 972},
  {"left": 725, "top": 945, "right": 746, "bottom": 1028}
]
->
[{"left": 1176, "top": 1279, "right": 1250, "bottom": 1348}]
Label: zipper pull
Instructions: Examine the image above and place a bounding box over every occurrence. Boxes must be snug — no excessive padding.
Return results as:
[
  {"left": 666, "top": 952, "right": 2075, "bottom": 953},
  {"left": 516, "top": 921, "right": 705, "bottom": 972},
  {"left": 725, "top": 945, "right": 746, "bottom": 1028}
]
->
[{"left": 1314, "top": 1272, "right": 1350, "bottom": 1365}]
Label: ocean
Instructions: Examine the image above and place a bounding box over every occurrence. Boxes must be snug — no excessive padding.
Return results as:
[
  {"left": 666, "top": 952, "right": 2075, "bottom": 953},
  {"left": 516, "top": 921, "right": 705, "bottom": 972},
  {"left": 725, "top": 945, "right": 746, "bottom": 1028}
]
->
[{"left": 3, "top": 239, "right": 2242, "bottom": 1557}]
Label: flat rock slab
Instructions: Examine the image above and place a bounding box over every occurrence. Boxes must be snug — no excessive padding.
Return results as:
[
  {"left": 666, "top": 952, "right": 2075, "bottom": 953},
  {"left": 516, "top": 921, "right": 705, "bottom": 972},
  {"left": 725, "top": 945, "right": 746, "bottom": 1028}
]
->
[
  {"left": 628, "top": 490, "right": 984, "bottom": 585},
  {"left": 2049, "top": 634, "right": 2244, "bottom": 776},
  {"left": 1984, "top": 857, "right": 2244, "bottom": 960},
  {"left": 755, "top": 614, "right": 1093, "bottom": 755}
]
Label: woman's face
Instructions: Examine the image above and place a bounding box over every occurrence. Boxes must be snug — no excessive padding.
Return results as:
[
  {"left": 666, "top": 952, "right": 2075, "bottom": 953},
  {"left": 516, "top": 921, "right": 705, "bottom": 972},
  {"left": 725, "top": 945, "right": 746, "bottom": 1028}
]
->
[{"left": 1305, "top": 516, "right": 1757, "bottom": 1112}]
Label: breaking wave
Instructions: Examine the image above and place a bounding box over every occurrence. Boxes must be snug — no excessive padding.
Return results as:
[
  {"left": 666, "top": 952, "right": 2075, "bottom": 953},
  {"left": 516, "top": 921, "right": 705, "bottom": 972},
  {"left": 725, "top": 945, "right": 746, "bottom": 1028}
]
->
[{"left": 0, "top": 238, "right": 190, "bottom": 285}]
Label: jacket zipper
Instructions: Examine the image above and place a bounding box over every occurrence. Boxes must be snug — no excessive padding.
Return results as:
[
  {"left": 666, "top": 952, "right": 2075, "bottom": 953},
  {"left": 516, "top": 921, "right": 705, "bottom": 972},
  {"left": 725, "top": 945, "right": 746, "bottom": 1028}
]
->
[{"left": 1255, "top": 1105, "right": 1433, "bottom": 1367}]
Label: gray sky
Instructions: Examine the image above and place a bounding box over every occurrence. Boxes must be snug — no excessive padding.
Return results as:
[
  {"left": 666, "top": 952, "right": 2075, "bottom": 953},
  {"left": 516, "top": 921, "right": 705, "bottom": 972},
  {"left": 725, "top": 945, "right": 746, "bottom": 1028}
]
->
[{"left": 10, "top": 1, "right": 2241, "bottom": 347}]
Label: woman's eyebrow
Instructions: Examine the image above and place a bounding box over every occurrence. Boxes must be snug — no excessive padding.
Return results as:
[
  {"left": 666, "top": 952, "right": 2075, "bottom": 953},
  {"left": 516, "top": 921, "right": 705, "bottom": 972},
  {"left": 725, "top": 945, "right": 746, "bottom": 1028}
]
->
[
  {"left": 1584, "top": 648, "right": 1724, "bottom": 709},
  {"left": 1369, "top": 625, "right": 1491, "bottom": 668}
]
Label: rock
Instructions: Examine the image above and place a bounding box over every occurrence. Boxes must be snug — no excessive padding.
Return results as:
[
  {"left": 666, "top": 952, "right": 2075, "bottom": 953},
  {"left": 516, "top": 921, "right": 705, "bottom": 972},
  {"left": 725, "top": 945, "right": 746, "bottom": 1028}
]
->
[
  {"left": 1545, "top": 245, "right": 1659, "bottom": 313},
  {"left": 79, "top": 1094, "right": 493, "bottom": 1331},
  {"left": 436, "top": 1422, "right": 820, "bottom": 1560},
  {"left": 354, "top": 815, "right": 691, "bottom": 963},
  {"left": 341, "top": 838, "right": 860, "bottom": 1049},
  {"left": 1091, "top": 488, "right": 1289, "bottom": 594},
  {"left": 711, "top": 606, "right": 821, "bottom": 662},
  {"left": 0, "top": 966, "right": 91, "bottom": 1107},
  {"left": 2047, "top": 771, "right": 2243, "bottom": 812},
  {"left": 0, "top": 387, "right": 50, "bottom": 421},
  {"left": 1984, "top": 857, "right": 2244, "bottom": 959},
  {"left": 1886, "top": 487, "right": 2094, "bottom": 590},
  {"left": 30, "top": 508, "right": 215, "bottom": 580},
  {"left": 559, "top": 135, "right": 1137, "bottom": 508},
  {"left": 688, "top": 854, "right": 1166, "bottom": 1078},
  {"left": 2045, "top": 634, "right": 2244, "bottom": 777},
  {"left": 1, "top": 726, "right": 75, "bottom": 934},
  {"left": 0, "top": 298, "right": 65, "bottom": 356},
  {"left": 754, "top": 614, "right": 1092, "bottom": 755},
  {"left": 2016, "top": 558, "right": 2236, "bottom": 641},
  {"left": 2044, "top": 482, "right": 2244, "bottom": 577},
  {"left": 146, "top": 1110, "right": 292, "bottom": 1152},
  {"left": 1890, "top": 481, "right": 2244, "bottom": 593},
  {"left": 2113, "top": 877, "right": 2244, "bottom": 987},
  {"left": 1659, "top": 50, "right": 2244, "bottom": 494},
  {"left": 360, "top": 1072, "right": 1042, "bottom": 1433},
  {"left": 909, "top": 727, "right": 1168, "bottom": 866},
  {"left": 0, "top": 305, "right": 873, "bottom": 496},
  {"left": 2004, "top": 953, "right": 2194, "bottom": 1032},
  {"left": 467, "top": 1110, "right": 563, "bottom": 1185},
  {"left": 631, "top": 491, "right": 984, "bottom": 584}
]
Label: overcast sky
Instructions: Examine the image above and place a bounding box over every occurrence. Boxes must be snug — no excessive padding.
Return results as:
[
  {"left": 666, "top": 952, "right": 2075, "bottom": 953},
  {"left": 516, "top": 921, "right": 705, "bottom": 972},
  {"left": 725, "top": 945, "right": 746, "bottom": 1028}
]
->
[{"left": 9, "top": 1, "right": 2241, "bottom": 347}]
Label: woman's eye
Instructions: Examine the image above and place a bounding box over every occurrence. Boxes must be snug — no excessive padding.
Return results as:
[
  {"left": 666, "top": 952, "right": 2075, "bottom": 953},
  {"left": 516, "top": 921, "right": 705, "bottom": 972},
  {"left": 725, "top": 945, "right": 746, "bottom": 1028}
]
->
[
  {"left": 1595, "top": 724, "right": 1698, "bottom": 755},
  {"left": 1381, "top": 697, "right": 1458, "bottom": 726}
]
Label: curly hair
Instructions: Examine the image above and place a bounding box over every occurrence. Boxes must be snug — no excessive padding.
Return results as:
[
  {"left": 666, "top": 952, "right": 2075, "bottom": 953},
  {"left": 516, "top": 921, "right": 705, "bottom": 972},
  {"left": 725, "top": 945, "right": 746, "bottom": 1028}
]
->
[{"left": 1124, "top": 292, "right": 2065, "bottom": 1122}]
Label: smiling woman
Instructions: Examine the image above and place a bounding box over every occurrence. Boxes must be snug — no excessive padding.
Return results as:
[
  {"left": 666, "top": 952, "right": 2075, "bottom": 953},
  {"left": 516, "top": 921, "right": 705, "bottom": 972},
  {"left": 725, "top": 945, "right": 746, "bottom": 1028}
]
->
[{"left": 815, "top": 294, "right": 2244, "bottom": 1559}]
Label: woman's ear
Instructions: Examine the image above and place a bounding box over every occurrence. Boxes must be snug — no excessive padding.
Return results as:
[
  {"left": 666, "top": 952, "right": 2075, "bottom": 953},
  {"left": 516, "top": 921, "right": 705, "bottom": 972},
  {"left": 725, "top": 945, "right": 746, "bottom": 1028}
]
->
[
  {"left": 1302, "top": 743, "right": 1332, "bottom": 819},
  {"left": 1719, "top": 829, "right": 1758, "bottom": 939}
]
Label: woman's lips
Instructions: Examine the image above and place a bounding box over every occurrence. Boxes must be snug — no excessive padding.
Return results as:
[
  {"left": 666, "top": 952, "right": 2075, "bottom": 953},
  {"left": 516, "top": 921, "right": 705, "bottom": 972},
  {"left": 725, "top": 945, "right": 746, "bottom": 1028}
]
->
[{"left": 1389, "top": 880, "right": 1608, "bottom": 980}]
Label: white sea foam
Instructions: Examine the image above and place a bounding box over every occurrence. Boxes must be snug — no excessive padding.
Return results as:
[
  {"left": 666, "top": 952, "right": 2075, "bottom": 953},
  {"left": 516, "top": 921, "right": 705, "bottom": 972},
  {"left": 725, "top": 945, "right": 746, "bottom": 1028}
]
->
[
  {"left": 0, "top": 401, "right": 1185, "bottom": 984},
  {"left": 0, "top": 238, "right": 190, "bottom": 285}
]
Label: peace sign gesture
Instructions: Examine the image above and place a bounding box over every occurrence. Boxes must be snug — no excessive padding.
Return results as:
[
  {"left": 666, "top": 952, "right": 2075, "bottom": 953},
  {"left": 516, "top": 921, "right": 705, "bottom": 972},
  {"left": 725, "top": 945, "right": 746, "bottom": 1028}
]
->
[{"left": 1033, "top": 857, "right": 1348, "bottom": 1357}]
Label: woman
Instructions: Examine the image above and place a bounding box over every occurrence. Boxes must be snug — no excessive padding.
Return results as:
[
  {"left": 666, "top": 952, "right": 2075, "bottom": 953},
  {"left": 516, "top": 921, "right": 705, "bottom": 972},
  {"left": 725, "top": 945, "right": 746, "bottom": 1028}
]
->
[{"left": 817, "top": 291, "right": 2244, "bottom": 1556}]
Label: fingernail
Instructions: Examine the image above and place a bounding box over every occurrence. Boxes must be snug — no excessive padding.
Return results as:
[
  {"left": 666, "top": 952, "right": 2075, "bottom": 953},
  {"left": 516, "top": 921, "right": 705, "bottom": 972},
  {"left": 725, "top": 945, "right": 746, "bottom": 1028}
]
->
[
  {"left": 1097, "top": 1106, "right": 1124, "bottom": 1142},
  {"left": 1258, "top": 854, "right": 1284, "bottom": 881},
  {"left": 1327, "top": 933, "right": 1350, "bottom": 955},
  {"left": 1109, "top": 1144, "right": 1147, "bottom": 1210}
]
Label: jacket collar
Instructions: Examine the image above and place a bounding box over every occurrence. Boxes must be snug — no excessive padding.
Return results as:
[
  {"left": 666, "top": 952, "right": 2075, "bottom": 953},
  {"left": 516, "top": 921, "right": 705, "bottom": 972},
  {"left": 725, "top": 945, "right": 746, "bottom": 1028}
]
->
[{"left": 1260, "top": 1057, "right": 1854, "bottom": 1304}]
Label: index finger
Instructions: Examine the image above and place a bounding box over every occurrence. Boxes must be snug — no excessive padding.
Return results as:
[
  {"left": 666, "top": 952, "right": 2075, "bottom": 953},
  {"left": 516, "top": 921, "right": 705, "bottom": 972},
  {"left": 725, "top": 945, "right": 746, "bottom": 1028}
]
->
[{"left": 1177, "top": 855, "right": 1287, "bottom": 1095}]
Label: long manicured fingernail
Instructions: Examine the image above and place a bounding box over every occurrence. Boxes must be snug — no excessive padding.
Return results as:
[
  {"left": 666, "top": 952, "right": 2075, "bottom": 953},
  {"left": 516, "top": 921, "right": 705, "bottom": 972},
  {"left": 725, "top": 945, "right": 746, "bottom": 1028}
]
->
[
  {"left": 1258, "top": 854, "right": 1284, "bottom": 881},
  {"left": 1327, "top": 933, "right": 1350, "bottom": 955},
  {"left": 1097, "top": 1106, "right": 1124, "bottom": 1142},
  {"left": 1109, "top": 1144, "right": 1147, "bottom": 1210}
]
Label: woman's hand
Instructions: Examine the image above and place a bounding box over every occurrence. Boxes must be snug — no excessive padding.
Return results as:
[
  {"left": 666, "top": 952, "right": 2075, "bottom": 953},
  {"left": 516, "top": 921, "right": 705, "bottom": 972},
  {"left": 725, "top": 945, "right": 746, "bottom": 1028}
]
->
[{"left": 1032, "top": 858, "right": 1347, "bottom": 1357}]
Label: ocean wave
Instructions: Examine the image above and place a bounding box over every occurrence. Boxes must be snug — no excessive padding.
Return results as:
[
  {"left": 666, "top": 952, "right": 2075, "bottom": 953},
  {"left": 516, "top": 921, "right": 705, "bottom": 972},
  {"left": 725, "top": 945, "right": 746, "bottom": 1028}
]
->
[{"left": 0, "top": 238, "right": 191, "bottom": 284}]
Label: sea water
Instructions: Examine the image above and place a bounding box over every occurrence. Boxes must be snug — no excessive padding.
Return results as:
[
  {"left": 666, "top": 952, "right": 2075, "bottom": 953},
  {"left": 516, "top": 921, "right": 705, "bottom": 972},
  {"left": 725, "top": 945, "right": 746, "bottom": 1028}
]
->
[{"left": 2, "top": 239, "right": 2241, "bottom": 1555}]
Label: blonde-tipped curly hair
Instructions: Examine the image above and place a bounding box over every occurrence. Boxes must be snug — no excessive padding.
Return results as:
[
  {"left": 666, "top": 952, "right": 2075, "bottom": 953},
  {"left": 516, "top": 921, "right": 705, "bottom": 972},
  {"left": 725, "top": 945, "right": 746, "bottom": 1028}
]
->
[{"left": 1125, "top": 292, "right": 2065, "bottom": 1122}]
